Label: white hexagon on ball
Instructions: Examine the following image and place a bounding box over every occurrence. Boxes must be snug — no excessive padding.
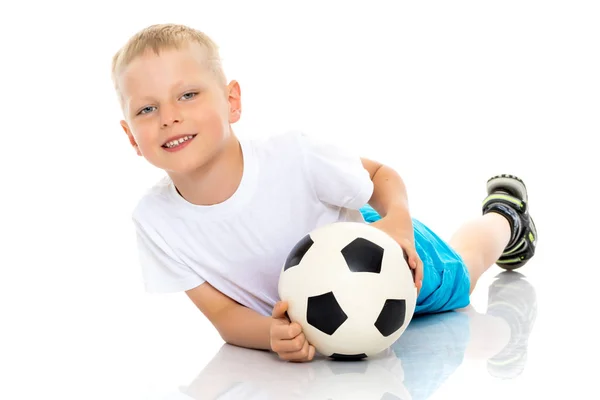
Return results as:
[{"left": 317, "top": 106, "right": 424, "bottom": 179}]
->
[{"left": 278, "top": 221, "right": 417, "bottom": 360}]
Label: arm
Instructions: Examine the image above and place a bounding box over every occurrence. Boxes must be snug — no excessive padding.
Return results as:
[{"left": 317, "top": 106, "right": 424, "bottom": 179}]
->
[
  {"left": 361, "top": 157, "right": 412, "bottom": 228},
  {"left": 185, "top": 282, "right": 272, "bottom": 350},
  {"left": 186, "top": 283, "right": 315, "bottom": 362},
  {"left": 361, "top": 157, "right": 424, "bottom": 293}
]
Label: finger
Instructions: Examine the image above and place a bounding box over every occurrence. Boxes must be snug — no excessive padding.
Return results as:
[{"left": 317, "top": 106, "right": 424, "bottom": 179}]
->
[
  {"left": 272, "top": 320, "right": 302, "bottom": 341},
  {"left": 288, "top": 322, "right": 303, "bottom": 338},
  {"left": 415, "top": 264, "right": 424, "bottom": 294},
  {"left": 277, "top": 338, "right": 308, "bottom": 361},
  {"left": 279, "top": 336, "right": 311, "bottom": 362},
  {"left": 274, "top": 332, "right": 307, "bottom": 353},
  {"left": 408, "top": 251, "right": 419, "bottom": 270},
  {"left": 271, "top": 301, "right": 288, "bottom": 319},
  {"left": 271, "top": 323, "right": 293, "bottom": 341},
  {"left": 402, "top": 248, "right": 409, "bottom": 265},
  {"left": 409, "top": 255, "right": 417, "bottom": 269},
  {"left": 403, "top": 247, "right": 416, "bottom": 269}
]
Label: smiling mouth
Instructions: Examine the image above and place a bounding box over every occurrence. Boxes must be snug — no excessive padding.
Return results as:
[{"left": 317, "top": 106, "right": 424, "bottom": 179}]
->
[{"left": 162, "top": 134, "right": 197, "bottom": 149}]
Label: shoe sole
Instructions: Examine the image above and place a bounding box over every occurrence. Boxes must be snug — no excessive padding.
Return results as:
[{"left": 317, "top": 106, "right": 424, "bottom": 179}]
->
[{"left": 487, "top": 174, "right": 528, "bottom": 204}]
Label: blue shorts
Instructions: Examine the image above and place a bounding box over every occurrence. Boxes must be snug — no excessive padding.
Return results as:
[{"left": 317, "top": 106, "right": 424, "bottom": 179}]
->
[{"left": 360, "top": 205, "right": 471, "bottom": 315}]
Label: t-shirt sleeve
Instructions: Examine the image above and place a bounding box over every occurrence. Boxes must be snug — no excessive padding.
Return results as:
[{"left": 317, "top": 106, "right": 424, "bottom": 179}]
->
[
  {"left": 298, "top": 132, "right": 374, "bottom": 210},
  {"left": 133, "top": 215, "right": 205, "bottom": 293}
]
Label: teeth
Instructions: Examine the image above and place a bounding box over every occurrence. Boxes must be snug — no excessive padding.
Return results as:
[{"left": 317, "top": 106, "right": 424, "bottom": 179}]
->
[{"left": 164, "top": 135, "right": 194, "bottom": 148}]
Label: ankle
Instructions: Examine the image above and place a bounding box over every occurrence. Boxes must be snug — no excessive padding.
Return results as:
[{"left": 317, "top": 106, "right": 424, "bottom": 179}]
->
[
  {"left": 484, "top": 205, "right": 522, "bottom": 249},
  {"left": 483, "top": 212, "right": 512, "bottom": 246}
]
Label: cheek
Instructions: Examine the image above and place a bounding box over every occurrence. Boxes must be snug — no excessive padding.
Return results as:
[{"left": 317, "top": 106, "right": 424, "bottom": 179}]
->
[
  {"left": 130, "top": 121, "right": 158, "bottom": 150},
  {"left": 194, "top": 106, "right": 229, "bottom": 137}
]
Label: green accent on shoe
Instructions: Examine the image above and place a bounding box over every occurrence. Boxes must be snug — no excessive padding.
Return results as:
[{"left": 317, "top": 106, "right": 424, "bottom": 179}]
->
[
  {"left": 497, "top": 257, "right": 525, "bottom": 264},
  {"left": 483, "top": 193, "right": 523, "bottom": 209},
  {"left": 502, "top": 238, "right": 526, "bottom": 256}
]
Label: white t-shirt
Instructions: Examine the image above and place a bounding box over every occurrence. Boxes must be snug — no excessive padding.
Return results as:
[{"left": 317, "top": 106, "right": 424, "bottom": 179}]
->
[{"left": 132, "top": 130, "right": 374, "bottom": 316}]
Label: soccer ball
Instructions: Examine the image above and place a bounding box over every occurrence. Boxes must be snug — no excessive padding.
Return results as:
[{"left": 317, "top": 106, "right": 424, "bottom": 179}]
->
[{"left": 278, "top": 221, "right": 417, "bottom": 360}]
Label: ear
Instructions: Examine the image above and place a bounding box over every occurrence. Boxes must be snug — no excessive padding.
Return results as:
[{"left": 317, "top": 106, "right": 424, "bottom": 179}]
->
[
  {"left": 120, "top": 120, "right": 142, "bottom": 156},
  {"left": 227, "top": 80, "right": 242, "bottom": 123}
]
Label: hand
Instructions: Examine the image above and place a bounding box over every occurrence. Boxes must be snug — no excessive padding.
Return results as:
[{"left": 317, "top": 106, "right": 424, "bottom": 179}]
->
[
  {"left": 370, "top": 217, "right": 423, "bottom": 295},
  {"left": 270, "top": 301, "right": 316, "bottom": 362}
]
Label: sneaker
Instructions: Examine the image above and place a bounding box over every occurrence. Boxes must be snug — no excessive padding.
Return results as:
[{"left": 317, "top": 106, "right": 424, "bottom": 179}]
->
[
  {"left": 482, "top": 174, "right": 537, "bottom": 270},
  {"left": 486, "top": 271, "right": 537, "bottom": 379}
]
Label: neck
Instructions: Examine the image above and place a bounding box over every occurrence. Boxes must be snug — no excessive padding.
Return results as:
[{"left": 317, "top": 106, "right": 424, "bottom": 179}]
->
[{"left": 170, "top": 134, "right": 244, "bottom": 206}]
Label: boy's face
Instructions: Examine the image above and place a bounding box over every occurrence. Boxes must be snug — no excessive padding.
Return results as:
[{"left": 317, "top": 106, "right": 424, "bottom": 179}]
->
[{"left": 118, "top": 43, "right": 241, "bottom": 175}]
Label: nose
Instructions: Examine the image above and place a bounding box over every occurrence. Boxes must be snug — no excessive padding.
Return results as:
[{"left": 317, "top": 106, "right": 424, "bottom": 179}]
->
[{"left": 160, "top": 104, "right": 182, "bottom": 127}]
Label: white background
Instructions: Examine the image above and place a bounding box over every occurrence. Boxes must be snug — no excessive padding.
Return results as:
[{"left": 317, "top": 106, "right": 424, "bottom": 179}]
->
[{"left": 1, "top": 1, "right": 599, "bottom": 399}]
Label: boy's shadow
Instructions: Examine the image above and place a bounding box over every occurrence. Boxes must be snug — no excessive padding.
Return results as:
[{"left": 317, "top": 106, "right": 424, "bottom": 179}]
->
[{"left": 174, "top": 270, "right": 537, "bottom": 400}]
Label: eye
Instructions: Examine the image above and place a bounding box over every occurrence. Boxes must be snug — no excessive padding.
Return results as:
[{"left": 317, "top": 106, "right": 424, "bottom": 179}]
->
[
  {"left": 137, "top": 106, "right": 156, "bottom": 115},
  {"left": 180, "top": 92, "right": 198, "bottom": 100}
]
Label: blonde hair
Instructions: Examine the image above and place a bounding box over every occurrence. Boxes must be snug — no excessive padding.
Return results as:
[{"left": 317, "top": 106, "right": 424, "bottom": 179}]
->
[{"left": 111, "top": 23, "right": 226, "bottom": 97}]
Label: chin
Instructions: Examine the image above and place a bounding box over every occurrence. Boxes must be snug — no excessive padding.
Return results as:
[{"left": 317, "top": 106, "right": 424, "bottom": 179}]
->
[{"left": 168, "top": 154, "right": 218, "bottom": 176}]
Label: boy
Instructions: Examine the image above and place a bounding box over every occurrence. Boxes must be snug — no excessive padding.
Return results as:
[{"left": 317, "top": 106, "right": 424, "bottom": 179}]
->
[{"left": 112, "top": 23, "right": 537, "bottom": 362}]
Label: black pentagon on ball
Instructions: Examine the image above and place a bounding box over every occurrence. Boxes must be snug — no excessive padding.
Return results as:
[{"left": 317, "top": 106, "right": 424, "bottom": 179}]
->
[
  {"left": 374, "top": 299, "right": 406, "bottom": 337},
  {"left": 283, "top": 234, "right": 314, "bottom": 271},
  {"left": 341, "top": 237, "right": 384, "bottom": 274},
  {"left": 329, "top": 353, "right": 368, "bottom": 362},
  {"left": 307, "top": 291, "right": 348, "bottom": 335}
]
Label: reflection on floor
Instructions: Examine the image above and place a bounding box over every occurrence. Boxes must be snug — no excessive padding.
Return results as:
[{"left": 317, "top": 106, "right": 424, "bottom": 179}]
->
[
  {"left": 391, "top": 270, "right": 537, "bottom": 399},
  {"left": 169, "top": 271, "right": 537, "bottom": 399}
]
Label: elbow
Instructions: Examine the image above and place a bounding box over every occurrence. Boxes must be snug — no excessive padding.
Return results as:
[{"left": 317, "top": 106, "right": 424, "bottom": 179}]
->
[
  {"left": 218, "top": 330, "right": 234, "bottom": 345},
  {"left": 213, "top": 320, "right": 233, "bottom": 344},
  {"left": 213, "top": 317, "right": 240, "bottom": 347}
]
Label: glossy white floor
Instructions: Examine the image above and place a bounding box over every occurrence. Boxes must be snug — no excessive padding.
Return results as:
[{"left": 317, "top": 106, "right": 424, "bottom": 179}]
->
[
  {"left": 2, "top": 1, "right": 598, "bottom": 399},
  {"left": 143, "top": 251, "right": 598, "bottom": 400},
  {"left": 159, "top": 270, "right": 544, "bottom": 400}
]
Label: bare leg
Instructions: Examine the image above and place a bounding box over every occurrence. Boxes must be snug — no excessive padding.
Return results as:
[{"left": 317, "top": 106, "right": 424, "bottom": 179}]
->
[{"left": 448, "top": 213, "right": 511, "bottom": 293}]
